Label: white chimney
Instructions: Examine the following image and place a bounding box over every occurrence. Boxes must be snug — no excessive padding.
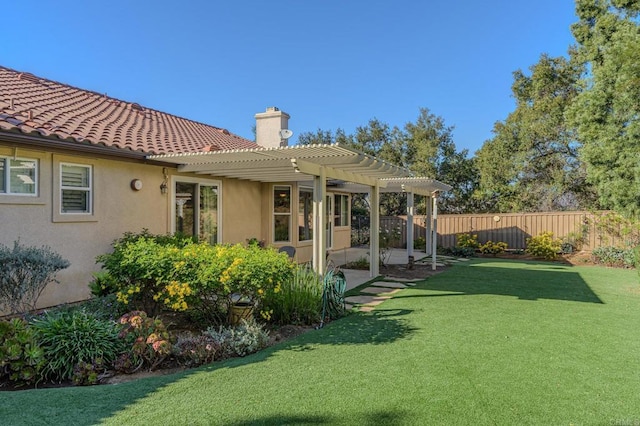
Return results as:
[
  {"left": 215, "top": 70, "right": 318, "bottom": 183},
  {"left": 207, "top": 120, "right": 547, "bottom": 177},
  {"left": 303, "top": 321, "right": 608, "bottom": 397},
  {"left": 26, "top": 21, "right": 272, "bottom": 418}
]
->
[{"left": 255, "top": 107, "right": 291, "bottom": 148}]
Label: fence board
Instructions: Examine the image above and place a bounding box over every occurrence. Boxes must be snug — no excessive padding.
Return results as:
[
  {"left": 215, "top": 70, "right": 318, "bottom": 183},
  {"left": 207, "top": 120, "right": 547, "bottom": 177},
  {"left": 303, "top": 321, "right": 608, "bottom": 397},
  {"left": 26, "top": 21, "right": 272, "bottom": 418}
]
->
[{"left": 380, "top": 211, "right": 628, "bottom": 251}]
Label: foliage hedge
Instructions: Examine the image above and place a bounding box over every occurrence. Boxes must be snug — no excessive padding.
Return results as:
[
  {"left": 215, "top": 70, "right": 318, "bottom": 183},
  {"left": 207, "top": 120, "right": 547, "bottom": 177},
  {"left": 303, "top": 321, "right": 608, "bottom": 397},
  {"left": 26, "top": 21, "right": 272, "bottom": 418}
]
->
[
  {"left": 96, "top": 231, "right": 295, "bottom": 321},
  {"left": 526, "top": 232, "right": 562, "bottom": 260}
]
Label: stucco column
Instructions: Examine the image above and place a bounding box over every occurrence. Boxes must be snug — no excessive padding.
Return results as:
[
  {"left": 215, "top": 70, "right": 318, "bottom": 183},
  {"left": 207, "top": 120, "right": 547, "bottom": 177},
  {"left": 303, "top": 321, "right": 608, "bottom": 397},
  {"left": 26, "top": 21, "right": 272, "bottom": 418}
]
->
[
  {"left": 432, "top": 192, "right": 438, "bottom": 271},
  {"left": 370, "top": 183, "right": 380, "bottom": 277},
  {"left": 407, "top": 191, "right": 414, "bottom": 267},
  {"left": 312, "top": 167, "right": 327, "bottom": 275}
]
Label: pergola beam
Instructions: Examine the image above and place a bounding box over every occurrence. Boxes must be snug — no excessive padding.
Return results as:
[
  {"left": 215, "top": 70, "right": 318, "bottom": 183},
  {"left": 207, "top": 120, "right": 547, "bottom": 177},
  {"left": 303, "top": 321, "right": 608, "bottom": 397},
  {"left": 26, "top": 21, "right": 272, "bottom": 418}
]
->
[{"left": 291, "top": 158, "right": 388, "bottom": 188}]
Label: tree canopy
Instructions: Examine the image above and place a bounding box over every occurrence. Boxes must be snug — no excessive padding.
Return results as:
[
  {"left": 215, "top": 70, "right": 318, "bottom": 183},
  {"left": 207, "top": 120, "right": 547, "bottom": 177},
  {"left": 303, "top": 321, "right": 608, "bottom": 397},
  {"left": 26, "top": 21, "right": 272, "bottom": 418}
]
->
[
  {"left": 569, "top": 0, "right": 640, "bottom": 218},
  {"left": 475, "top": 54, "right": 598, "bottom": 212},
  {"left": 296, "top": 108, "right": 479, "bottom": 215}
]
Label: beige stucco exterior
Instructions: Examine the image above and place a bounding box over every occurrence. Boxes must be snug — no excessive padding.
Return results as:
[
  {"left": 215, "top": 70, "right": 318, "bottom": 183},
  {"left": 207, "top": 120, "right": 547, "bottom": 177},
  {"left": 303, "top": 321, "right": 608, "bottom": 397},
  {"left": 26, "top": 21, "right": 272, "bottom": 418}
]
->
[{"left": 0, "top": 142, "right": 352, "bottom": 313}]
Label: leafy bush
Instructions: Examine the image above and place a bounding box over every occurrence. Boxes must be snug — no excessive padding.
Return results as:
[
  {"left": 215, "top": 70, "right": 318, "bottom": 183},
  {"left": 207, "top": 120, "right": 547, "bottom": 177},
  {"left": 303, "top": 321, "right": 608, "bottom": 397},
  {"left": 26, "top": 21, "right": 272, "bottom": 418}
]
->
[
  {"left": 31, "top": 310, "right": 123, "bottom": 382},
  {"left": 592, "top": 246, "right": 636, "bottom": 268},
  {"left": 115, "top": 311, "right": 171, "bottom": 373},
  {"left": 0, "top": 241, "right": 70, "bottom": 315},
  {"left": 88, "top": 272, "right": 120, "bottom": 298},
  {"left": 344, "top": 256, "right": 370, "bottom": 270},
  {"left": 172, "top": 333, "right": 218, "bottom": 368},
  {"left": 0, "top": 318, "right": 45, "bottom": 387},
  {"left": 204, "top": 318, "right": 269, "bottom": 358},
  {"left": 440, "top": 246, "right": 476, "bottom": 258},
  {"left": 526, "top": 232, "right": 561, "bottom": 260},
  {"left": 479, "top": 241, "right": 508, "bottom": 255},
  {"left": 380, "top": 226, "right": 403, "bottom": 266},
  {"left": 456, "top": 233, "right": 480, "bottom": 249},
  {"left": 413, "top": 237, "right": 426, "bottom": 250},
  {"left": 97, "top": 231, "right": 295, "bottom": 322},
  {"left": 262, "top": 264, "right": 323, "bottom": 325},
  {"left": 72, "top": 359, "right": 107, "bottom": 386}
]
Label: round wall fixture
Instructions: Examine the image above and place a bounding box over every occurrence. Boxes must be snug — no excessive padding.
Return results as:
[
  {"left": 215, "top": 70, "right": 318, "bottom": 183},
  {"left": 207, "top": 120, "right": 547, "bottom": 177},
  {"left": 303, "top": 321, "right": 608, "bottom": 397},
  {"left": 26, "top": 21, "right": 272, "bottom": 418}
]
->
[
  {"left": 493, "top": 215, "right": 501, "bottom": 222},
  {"left": 130, "top": 179, "right": 143, "bottom": 191}
]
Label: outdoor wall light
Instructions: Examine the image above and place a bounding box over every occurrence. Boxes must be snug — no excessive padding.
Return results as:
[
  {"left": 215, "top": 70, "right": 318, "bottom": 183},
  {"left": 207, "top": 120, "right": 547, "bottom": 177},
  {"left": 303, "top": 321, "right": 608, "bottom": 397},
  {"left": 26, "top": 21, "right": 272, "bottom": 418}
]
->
[
  {"left": 130, "top": 179, "right": 143, "bottom": 191},
  {"left": 160, "top": 181, "right": 168, "bottom": 194}
]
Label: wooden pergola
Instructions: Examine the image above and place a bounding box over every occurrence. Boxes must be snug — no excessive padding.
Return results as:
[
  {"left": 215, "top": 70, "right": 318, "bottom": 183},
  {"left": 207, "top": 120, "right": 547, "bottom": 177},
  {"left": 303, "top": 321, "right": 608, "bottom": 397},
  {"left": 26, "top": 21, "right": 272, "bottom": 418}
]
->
[{"left": 149, "top": 144, "right": 451, "bottom": 277}]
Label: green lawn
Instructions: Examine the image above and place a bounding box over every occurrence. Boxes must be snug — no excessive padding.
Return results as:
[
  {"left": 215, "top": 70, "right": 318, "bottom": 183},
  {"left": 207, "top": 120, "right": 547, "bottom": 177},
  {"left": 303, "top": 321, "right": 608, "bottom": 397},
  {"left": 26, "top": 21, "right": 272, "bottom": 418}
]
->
[{"left": 2, "top": 259, "right": 639, "bottom": 425}]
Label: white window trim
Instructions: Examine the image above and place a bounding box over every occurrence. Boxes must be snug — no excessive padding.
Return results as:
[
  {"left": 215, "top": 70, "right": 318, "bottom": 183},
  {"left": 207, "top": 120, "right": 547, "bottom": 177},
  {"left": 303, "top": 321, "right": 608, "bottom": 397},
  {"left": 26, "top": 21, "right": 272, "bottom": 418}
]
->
[
  {"left": 273, "top": 184, "right": 292, "bottom": 244},
  {"left": 0, "top": 156, "right": 38, "bottom": 197},
  {"left": 298, "top": 186, "right": 313, "bottom": 243},
  {"left": 334, "top": 193, "right": 350, "bottom": 227},
  {"left": 170, "top": 176, "right": 222, "bottom": 244},
  {"left": 60, "top": 162, "right": 93, "bottom": 215}
]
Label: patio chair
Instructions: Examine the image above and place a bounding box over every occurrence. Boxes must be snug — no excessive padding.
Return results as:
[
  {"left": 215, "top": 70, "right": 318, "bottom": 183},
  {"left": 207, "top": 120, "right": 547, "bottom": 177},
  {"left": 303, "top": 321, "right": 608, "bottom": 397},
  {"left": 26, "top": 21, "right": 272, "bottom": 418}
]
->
[{"left": 278, "top": 245, "right": 296, "bottom": 259}]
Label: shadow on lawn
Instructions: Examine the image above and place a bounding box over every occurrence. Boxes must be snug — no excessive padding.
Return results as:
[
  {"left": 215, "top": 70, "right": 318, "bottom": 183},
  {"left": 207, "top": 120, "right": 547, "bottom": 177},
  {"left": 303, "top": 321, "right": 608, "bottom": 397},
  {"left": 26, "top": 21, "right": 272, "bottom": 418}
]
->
[
  {"left": 226, "top": 409, "right": 409, "bottom": 425},
  {"left": 399, "top": 260, "right": 603, "bottom": 304}
]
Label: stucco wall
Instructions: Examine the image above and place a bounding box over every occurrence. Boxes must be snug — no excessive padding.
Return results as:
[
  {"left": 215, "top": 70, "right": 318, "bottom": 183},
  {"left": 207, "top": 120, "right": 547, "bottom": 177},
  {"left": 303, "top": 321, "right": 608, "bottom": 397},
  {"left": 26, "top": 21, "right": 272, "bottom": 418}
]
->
[
  {"left": 0, "top": 144, "right": 267, "bottom": 312},
  {"left": 222, "top": 178, "right": 262, "bottom": 244},
  {"left": 0, "top": 145, "right": 172, "bottom": 310}
]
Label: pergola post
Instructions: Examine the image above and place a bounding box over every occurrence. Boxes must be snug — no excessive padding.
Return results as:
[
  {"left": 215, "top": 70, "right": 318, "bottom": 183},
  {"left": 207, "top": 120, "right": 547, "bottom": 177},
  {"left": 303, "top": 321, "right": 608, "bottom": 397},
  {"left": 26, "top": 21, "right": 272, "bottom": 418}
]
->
[
  {"left": 312, "top": 167, "right": 327, "bottom": 276},
  {"left": 369, "top": 183, "right": 380, "bottom": 277},
  {"left": 407, "top": 191, "right": 414, "bottom": 268},
  {"left": 431, "top": 192, "right": 438, "bottom": 271},
  {"left": 425, "top": 194, "right": 433, "bottom": 255}
]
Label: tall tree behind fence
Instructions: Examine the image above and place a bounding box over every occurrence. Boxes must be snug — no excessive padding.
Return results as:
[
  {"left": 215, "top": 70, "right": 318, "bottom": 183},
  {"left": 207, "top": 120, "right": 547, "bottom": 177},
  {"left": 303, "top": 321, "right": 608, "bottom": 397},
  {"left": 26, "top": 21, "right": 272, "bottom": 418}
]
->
[{"left": 380, "top": 211, "right": 628, "bottom": 251}]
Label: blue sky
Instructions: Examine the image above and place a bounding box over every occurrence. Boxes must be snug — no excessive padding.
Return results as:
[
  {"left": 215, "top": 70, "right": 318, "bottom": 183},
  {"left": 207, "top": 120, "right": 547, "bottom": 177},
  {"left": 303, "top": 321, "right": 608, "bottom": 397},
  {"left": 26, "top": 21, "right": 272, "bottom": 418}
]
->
[{"left": 4, "top": 1, "right": 577, "bottom": 155}]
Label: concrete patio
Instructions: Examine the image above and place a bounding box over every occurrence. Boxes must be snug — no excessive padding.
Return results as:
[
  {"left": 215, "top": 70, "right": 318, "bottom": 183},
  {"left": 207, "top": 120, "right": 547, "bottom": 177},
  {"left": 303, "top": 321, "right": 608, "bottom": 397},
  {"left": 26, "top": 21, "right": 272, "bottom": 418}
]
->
[{"left": 327, "top": 247, "right": 430, "bottom": 291}]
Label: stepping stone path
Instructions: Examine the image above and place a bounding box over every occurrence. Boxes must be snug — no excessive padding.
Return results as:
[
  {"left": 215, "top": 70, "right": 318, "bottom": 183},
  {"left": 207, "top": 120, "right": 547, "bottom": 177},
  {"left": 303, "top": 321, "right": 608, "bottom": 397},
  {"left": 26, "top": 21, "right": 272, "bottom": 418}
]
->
[
  {"left": 344, "top": 255, "right": 467, "bottom": 312},
  {"left": 345, "top": 281, "right": 408, "bottom": 311}
]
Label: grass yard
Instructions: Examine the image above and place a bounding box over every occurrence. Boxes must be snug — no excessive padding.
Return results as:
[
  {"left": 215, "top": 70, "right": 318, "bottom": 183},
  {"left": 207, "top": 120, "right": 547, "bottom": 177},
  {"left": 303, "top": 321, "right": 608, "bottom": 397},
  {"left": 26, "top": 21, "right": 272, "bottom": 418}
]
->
[{"left": 2, "top": 259, "right": 639, "bottom": 425}]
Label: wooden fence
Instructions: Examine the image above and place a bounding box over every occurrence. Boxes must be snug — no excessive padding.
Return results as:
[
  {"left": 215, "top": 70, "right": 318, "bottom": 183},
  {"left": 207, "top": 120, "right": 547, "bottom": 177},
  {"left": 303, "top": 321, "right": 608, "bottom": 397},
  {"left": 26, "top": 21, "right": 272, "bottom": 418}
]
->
[{"left": 380, "top": 211, "right": 628, "bottom": 251}]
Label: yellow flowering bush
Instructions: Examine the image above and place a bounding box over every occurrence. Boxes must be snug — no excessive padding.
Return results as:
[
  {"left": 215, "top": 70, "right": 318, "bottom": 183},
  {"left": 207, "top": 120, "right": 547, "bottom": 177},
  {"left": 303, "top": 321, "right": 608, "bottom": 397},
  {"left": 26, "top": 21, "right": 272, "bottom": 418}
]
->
[
  {"left": 97, "top": 231, "right": 295, "bottom": 323},
  {"left": 456, "top": 233, "right": 480, "bottom": 249}
]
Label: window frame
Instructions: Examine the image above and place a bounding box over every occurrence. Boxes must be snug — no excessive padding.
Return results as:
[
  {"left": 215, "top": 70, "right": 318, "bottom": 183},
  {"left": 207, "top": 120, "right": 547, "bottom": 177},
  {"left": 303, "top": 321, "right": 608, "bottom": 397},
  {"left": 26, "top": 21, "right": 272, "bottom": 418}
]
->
[
  {"left": 298, "top": 186, "right": 313, "bottom": 243},
  {"left": 59, "top": 162, "right": 93, "bottom": 215},
  {"left": 334, "top": 193, "right": 350, "bottom": 227},
  {"left": 170, "top": 176, "right": 222, "bottom": 245},
  {"left": 0, "top": 156, "right": 38, "bottom": 196},
  {"left": 273, "top": 185, "right": 292, "bottom": 243}
]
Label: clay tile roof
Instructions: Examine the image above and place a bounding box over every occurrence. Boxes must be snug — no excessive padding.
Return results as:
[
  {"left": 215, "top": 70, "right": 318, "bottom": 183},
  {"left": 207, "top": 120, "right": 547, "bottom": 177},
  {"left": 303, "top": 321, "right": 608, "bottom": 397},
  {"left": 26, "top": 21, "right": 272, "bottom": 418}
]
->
[{"left": 0, "top": 66, "right": 258, "bottom": 155}]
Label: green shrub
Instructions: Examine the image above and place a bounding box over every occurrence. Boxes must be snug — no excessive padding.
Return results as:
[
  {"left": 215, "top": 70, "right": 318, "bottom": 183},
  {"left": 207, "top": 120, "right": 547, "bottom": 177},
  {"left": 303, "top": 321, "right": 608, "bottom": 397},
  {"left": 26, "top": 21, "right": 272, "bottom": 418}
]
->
[
  {"left": 31, "top": 310, "right": 123, "bottom": 382},
  {"left": 456, "top": 233, "right": 480, "bottom": 249},
  {"left": 262, "top": 264, "right": 323, "bottom": 325},
  {"left": 413, "top": 237, "right": 427, "bottom": 250},
  {"left": 172, "top": 333, "right": 218, "bottom": 368},
  {"left": 526, "top": 232, "right": 561, "bottom": 260},
  {"left": 97, "top": 231, "right": 295, "bottom": 321},
  {"left": 0, "top": 318, "right": 45, "bottom": 387},
  {"left": 115, "top": 311, "right": 171, "bottom": 373},
  {"left": 204, "top": 318, "right": 269, "bottom": 359},
  {"left": 479, "top": 241, "right": 508, "bottom": 256},
  {"left": 444, "top": 246, "right": 477, "bottom": 258},
  {"left": 0, "top": 241, "right": 70, "bottom": 315},
  {"left": 344, "top": 256, "right": 370, "bottom": 270},
  {"left": 592, "top": 246, "right": 636, "bottom": 268},
  {"left": 72, "top": 359, "right": 107, "bottom": 386},
  {"left": 88, "top": 272, "right": 119, "bottom": 297}
]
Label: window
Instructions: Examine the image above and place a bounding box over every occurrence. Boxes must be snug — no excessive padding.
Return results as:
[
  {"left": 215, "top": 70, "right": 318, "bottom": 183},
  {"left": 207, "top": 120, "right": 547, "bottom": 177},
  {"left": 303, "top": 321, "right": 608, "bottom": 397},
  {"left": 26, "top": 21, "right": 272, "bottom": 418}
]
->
[
  {"left": 174, "top": 180, "right": 220, "bottom": 244},
  {"left": 298, "top": 187, "right": 313, "bottom": 242},
  {"left": 334, "top": 194, "right": 350, "bottom": 227},
  {"left": 273, "top": 186, "right": 291, "bottom": 242},
  {"left": 60, "top": 163, "right": 92, "bottom": 213},
  {"left": 0, "top": 157, "right": 37, "bottom": 195}
]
